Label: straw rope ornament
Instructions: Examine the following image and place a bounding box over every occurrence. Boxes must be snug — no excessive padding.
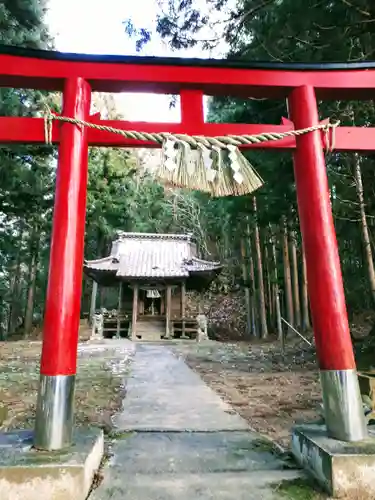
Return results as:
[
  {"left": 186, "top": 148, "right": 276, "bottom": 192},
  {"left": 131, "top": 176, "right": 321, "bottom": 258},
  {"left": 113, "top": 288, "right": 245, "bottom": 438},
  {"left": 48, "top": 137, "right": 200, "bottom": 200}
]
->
[
  {"left": 44, "top": 108, "right": 339, "bottom": 198},
  {"left": 158, "top": 140, "right": 264, "bottom": 197}
]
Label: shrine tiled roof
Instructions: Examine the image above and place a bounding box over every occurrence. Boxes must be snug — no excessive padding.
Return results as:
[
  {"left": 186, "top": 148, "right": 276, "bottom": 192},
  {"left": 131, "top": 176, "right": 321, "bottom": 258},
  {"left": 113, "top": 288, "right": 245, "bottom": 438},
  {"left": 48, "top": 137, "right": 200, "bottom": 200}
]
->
[{"left": 84, "top": 232, "right": 221, "bottom": 280}]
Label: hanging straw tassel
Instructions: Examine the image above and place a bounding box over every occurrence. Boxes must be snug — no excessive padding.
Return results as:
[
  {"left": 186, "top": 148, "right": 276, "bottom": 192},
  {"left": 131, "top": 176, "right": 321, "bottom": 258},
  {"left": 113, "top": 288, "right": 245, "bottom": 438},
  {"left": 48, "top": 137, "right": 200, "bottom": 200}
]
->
[
  {"left": 42, "top": 109, "right": 338, "bottom": 198},
  {"left": 154, "top": 139, "right": 264, "bottom": 197}
]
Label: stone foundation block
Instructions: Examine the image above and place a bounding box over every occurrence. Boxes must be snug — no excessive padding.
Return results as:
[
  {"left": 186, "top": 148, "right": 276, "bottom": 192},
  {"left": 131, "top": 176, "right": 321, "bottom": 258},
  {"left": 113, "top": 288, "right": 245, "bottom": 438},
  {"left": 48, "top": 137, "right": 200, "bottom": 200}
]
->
[
  {"left": 0, "top": 428, "right": 104, "bottom": 500},
  {"left": 291, "top": 423, "right": 375, "bottom": 498}
]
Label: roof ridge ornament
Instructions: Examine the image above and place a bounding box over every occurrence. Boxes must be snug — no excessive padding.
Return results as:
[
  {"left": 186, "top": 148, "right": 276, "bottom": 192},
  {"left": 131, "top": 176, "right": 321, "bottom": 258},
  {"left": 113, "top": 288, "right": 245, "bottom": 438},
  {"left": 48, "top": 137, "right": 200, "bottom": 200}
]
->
[{"left": 112, "top": 231, "right": 196, "bottom": 242}]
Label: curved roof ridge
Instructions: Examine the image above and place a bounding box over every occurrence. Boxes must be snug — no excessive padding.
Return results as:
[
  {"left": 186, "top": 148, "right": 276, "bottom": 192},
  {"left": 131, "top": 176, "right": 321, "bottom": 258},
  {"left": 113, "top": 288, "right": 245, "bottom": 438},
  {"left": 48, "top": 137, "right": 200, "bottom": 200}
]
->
[
  {"left": 83, "top": 256, "right": 114, "bottom": 265},
  {"left": 189, "top": 256, "right": 221, "bottom": 266},
  {"left": 116, "top": 231, "right": 194, "bottom": 241}
]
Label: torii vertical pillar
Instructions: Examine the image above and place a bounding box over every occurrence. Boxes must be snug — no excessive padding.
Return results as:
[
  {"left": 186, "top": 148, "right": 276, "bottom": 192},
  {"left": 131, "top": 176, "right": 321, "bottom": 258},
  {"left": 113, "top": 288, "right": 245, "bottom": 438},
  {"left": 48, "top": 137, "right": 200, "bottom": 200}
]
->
[
  {"left": 34, "top": 77, "right": 91, "bottom": 450},
  {"left": 288, "top": 85, "right": 367, "bottom": 442}
]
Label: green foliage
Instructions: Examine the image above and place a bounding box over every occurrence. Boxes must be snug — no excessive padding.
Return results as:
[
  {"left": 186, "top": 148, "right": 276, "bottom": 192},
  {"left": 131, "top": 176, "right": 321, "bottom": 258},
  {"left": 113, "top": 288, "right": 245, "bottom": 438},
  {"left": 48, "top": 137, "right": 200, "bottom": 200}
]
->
[
  {"left": 123, "top": 0, "right": 375, "bottom": 318},
  {"left": 0, "top": 0, "right": 55, "bottom": 338},
  {"left": 4, "top": 0, "right": 375, "bottom": 340},
  {"left": 0, "top": 0, "right": 52, "bottom": 48},
  {"left": 276, "top": 477, "right": 322, "bottom": 500}
]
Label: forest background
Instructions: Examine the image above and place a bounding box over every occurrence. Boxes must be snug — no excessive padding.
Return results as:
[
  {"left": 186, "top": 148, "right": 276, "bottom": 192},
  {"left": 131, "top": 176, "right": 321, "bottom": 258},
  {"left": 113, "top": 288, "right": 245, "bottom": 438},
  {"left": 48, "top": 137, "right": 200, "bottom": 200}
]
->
[{"left": 1, "top": 0, "right": 375, "bottom": 341}]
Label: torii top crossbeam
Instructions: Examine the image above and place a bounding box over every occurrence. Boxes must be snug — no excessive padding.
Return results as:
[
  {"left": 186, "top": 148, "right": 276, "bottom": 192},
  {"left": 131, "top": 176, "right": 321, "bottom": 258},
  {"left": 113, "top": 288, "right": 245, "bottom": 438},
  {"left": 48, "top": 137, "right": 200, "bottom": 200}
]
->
[
  {"left": 0, "top": 44, "right": 374, "bottom": 151},
  {"left": 2, "top": 44, "right": 375, "bottom": 96},
  {"left": 4, "top": 43, "right": 367, "bottom": 451}
]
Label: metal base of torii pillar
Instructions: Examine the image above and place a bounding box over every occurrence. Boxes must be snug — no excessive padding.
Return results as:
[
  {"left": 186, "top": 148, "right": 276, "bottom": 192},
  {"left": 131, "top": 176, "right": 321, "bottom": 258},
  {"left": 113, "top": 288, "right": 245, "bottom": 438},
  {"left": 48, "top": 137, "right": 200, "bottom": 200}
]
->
[
  {"left": 288, "top": 85, "right": 367, "bottom": 442},
  {"left": 34, "top": 77, "right": 91, "bottom": 450}
]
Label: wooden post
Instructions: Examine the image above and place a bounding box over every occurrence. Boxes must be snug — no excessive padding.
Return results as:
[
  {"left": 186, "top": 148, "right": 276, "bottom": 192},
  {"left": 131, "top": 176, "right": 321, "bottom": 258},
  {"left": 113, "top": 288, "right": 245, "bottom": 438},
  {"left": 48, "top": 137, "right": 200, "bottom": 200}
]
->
[
  {"left": 166, "top": 285, "right": 172, "bottom": 338},
  {"left": 139, "top": 290, "right": 144, "bottom": 315},
  {"left": 89, "top": 280, "right": 98, "bottom": 326},
  {"left": 132, "top": 284, "right": 139, "bottom": 339},
  {"left": 181, "top": 281, "right": 186, "bottom": 337},
  {"left": 116, "top": 282, "right": 122, "bottom": 338},
  {"left": 198, "top": 292, "right": 204, "bottom": 314},
  {"left": 288, "top": 84, "right": 366, "bottom": 441}
]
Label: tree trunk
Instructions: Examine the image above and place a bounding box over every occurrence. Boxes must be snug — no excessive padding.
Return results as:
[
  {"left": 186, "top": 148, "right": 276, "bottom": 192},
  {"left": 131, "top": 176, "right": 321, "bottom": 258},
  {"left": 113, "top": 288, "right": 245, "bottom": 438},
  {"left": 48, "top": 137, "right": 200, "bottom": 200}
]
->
[
  {"left": 282, "top": 219, "right": 294, "bottom": 329},
  {"left": 248, "top": 234, "right": 258, "bottom": 337},
  {"left": 24, "top": 226, "right": 39, "bottom": 337},
  {"left": 245, "top": 220, "right": 258, "bottom": 336},
  {"left": 7, "top": 265, "right": 19, "bottom": 337},
  {"left": 240, "top": 237, "right": 252, "bottom": 337},
  {"left": 253, "top": 197, "right": 268, "bottom": 338},
  {"left": 353, "top": 153, "right": 375, "bottom": 305},
  {"left": 301, "top": 247, "right": 311, "bottom": 331},
  {"left": 290, "top": 230, "right": 301, "bottom": 328},
  {"left": 264, "top": 242, "right": 273, "bottom": 329},
  {"left": 270, "top": 224, "right": 283, "bottom": 342},
  {"left": 223, "top": 225, "right": 231, "bottom": 261},
  {"left": 8, "top": 228, "right": 25, "bottom": 336}
]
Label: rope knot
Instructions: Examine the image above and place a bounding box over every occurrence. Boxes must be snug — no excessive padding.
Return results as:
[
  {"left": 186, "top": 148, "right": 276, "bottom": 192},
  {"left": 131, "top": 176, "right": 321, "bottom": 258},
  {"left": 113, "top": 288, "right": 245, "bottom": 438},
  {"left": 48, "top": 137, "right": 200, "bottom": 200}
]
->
[
  {"left": 323, "top": 120, "right": 340, "bottom": 152},
  {"left": 43, "top": 105, "right": 54, "bottom": 145}
]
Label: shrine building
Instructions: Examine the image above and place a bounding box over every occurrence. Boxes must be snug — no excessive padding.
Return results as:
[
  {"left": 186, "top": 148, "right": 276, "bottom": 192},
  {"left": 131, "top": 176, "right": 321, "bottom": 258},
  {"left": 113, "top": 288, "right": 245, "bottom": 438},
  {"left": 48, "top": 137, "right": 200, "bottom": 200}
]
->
[{"left": 84, "top": 232, "right": 222, "bottom": 340}]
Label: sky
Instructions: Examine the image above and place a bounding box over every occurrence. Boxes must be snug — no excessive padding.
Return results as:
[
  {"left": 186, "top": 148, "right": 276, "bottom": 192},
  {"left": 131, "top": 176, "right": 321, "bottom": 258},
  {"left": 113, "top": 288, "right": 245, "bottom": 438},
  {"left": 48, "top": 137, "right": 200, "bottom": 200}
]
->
[{"left": 46, "top": 0, "right": 228, "bottom": 122}]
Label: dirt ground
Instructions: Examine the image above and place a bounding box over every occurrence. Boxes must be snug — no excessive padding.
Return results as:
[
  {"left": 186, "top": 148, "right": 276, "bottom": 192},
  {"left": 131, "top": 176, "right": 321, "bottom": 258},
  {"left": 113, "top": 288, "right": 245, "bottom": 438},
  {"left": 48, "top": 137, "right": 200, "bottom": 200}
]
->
[
  {"left": 171, "top": 337, "right": 321, "bottom": 448},
  {"left": 0, "top": 337, "right": 131, "bottom": 433}
]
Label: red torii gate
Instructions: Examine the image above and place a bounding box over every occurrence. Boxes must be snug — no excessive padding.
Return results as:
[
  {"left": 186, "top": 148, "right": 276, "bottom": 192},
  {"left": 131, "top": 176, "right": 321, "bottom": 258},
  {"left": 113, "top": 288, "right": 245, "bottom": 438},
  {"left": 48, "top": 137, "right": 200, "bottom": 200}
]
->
[{"left": 1, "top": 45, "right": 371, "bottom": 450}]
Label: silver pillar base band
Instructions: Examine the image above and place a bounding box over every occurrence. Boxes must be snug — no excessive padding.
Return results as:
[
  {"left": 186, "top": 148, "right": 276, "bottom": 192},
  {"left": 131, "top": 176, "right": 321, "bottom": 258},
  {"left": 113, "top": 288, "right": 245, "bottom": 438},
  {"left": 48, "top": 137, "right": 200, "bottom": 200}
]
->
[
  {"left": 34, "top": 374, "right": 76, "bottom": 450},
  {"left": 320, "top": 369, "right": 367, "bottom": 442}
]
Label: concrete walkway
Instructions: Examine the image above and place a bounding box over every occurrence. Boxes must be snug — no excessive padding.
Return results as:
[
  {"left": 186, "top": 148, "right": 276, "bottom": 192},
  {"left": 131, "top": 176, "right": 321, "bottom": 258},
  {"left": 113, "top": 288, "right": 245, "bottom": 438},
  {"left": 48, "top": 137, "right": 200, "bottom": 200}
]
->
[
  {"left": 91, "top": 344, "right": 303, "bottom": 500},
  {"left": 114, "top": 344, "right": 249, "bottom": 432}
]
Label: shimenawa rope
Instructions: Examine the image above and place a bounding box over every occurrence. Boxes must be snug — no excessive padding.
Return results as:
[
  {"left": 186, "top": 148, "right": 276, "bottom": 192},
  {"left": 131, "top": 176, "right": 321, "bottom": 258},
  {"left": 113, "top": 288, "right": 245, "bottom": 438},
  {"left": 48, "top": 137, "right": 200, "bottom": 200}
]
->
[{"left": 43, "top": 108, "right": 339, "bottom": 151}]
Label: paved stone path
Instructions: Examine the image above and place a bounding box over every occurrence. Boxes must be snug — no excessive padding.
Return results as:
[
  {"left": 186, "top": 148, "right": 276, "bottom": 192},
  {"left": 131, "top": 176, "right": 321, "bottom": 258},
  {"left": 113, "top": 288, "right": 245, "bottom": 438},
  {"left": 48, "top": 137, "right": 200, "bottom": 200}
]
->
[
  {"left": 91, "top": 344, "right": 303, "bottom": 500},
  {"left": 114, "top": 344, "right": 248, "bottom": 432}
]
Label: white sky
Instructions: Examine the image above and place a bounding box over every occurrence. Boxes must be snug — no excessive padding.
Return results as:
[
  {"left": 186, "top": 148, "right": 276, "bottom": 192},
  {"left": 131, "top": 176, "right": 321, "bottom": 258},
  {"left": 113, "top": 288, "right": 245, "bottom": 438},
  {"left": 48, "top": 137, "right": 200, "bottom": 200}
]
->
[{"left": 46, "top": 0, "right": 228, "bottom": 122}]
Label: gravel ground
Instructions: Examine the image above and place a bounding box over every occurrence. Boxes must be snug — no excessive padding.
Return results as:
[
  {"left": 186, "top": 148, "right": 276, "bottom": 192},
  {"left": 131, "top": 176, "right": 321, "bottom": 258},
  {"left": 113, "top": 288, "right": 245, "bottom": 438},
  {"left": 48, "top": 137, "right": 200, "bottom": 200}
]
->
[
  {"left": 170, "top": 338, "right": 321, "bottom": 448},
  {"left": 0, "top": 339, "right": 134, "bottom": 433}
]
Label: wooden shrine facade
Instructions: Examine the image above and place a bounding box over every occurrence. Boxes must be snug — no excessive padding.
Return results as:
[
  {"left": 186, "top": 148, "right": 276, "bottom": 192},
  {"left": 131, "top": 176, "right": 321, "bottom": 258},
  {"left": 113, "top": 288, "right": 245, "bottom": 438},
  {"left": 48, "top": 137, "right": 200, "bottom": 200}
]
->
[{"left": 84, "top": 232, "right": 222, "bottom": 339}]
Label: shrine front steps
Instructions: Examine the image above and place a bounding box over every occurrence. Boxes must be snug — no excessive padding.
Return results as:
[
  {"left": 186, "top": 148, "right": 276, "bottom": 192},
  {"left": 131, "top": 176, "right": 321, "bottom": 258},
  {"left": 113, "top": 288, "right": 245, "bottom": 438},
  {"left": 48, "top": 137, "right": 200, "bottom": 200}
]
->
[
  {"left": 135, "top": 318, "right": 165, "bottom": 341},
  {"left": 134, "top": 318, "right": 199, "bottom": 341}
]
